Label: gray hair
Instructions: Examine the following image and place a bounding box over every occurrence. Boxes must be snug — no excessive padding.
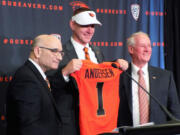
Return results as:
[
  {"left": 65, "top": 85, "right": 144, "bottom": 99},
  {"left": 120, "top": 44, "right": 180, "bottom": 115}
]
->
[{"left": 126, "top": 31, "right": 150, "bottom": 47}]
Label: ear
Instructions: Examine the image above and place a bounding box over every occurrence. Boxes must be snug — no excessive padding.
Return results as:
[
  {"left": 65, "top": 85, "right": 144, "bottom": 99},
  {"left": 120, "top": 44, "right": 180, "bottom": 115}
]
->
[
  {"left": 128, "top": 46, "right": 133, "bottom": 55},
  {"left": 33, "top": 46, "right": 41, "bottom": 58},
  {"left": 69, "top": 20, "right": 75, "bottom": 30}
]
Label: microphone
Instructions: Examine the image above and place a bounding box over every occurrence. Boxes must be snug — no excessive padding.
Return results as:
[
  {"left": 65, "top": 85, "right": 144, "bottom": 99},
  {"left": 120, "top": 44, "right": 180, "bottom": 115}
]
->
[{"left": 111, "top": 63, "right": 180, "bottom": 123}]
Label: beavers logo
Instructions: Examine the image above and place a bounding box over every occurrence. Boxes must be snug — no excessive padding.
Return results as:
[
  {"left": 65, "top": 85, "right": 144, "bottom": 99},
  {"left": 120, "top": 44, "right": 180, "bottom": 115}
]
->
[
  {"left": 89, "top": 13, "right": 94, "bottom": 17},
  {"left": 69, "top": 1, "right": 89, "bottom": 10}
]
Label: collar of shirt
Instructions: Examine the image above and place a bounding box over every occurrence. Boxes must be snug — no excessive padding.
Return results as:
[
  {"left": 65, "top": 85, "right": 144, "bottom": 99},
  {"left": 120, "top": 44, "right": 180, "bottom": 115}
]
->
[
  {"left": 70, "top": 37, "right": 98, "bottom": 63},
  {"left": 131, "top": 63, "right": 148, "bottom": 76},
  {"left": 71, "top": 36, "right": 89, "bottom": 56},
  {"left": 28, "top": 58, "right": 47, "bottom": 80}
]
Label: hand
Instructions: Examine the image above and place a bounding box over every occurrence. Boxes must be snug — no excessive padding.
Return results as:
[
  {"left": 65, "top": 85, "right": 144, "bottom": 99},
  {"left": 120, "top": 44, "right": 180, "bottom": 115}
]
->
[
  {"left": 62, "top": 59, "right": 82, "bottom": 76},
  {"left": 116, "top": 59, "right": 128, "bottom": 71}
]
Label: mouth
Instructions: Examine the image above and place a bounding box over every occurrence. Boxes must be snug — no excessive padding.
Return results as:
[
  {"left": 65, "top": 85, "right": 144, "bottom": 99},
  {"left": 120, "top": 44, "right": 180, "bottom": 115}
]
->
[
  {"left": 53, "top": 60, "right": 60, "bottom": 65},
  {"left": 143, "top": 52, "right": 151, "bottom": 56},
  {"left": 84, "top": 33, "right": 93, "bottom": 37}
]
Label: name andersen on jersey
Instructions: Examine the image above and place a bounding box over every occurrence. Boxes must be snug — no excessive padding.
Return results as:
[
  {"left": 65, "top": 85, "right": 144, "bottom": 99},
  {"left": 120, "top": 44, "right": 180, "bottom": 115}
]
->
[{"left": 84, "top": 68, "right": 114, "bottom": 79}]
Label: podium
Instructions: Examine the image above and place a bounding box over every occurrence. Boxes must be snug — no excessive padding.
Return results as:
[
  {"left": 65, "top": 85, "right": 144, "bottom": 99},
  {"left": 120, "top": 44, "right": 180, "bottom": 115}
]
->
[{"left": 99, "top": 122, "right": 180, "bottom": 135}]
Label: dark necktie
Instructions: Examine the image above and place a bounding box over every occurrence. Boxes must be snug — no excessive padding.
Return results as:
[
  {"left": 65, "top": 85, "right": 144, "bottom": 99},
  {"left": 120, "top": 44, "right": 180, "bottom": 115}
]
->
[
  {"left": 138, "top": 69, "right": 149, "bottom": 124},
  {"left": 83, "top": 47, "right": 90, "bottom": 60}
]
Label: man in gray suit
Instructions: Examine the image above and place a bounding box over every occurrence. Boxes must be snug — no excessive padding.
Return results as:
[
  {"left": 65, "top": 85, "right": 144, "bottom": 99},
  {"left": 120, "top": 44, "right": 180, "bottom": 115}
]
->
[
  {"left": 117, "top": 31, "right": 180, "bottom": 128},
  {"left": 50, "top": 7, "right": 128, "bottom": 135}
]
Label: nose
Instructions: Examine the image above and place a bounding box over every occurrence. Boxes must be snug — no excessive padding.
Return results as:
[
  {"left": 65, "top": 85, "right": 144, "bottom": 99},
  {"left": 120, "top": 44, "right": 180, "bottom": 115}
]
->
[
  {"left": 56, "top": 53, "right": 62, "bottom": 61},
  {"left": 146, "top": 46, "right": 152, "bottom": 51},
  {"left": 87, "top": 25, "right": 95, "bottom": 32}
]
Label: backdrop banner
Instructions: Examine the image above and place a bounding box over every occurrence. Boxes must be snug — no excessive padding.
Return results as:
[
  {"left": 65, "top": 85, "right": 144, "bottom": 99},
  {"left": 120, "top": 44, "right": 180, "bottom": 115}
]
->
[{"left": 0, "top": 0, "right": 164, "bottom": 134}]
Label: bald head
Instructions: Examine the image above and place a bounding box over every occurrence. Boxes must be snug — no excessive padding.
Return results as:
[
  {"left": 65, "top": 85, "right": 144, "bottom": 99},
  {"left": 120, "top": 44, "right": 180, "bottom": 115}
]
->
[
  {"left": 31, "top": 34, "right": 61, "bottom": 50},
  {"left": 30, "top": 34, "right": 63, "bottom": 72}
]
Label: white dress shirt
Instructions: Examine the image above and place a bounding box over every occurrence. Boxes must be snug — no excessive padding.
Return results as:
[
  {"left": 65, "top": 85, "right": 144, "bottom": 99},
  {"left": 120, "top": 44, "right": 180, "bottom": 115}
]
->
[
  {"left": 71, "top": 37, "right": 98, "bottom": 64},
  {"left": 63, "top": 37, "right": 99, "bottom": 82},
  {"left": 29, "top": 58, "right": 47, "bottom": 80},
  {"left": 131, "top": 63, "right": 150, "bottom": 126}
]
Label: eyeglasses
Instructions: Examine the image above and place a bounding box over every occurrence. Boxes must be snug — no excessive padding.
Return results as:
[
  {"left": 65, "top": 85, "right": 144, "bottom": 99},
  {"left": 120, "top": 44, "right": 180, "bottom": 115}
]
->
[{"left": 39, "top": 47, "right": 64, "bottom": 57}]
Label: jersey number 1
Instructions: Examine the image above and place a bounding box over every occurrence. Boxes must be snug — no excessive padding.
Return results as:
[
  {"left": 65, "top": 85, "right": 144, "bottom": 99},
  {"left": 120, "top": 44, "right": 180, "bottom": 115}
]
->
[{"left": 96, "top": 82, "right": 105, "bottom": 116}]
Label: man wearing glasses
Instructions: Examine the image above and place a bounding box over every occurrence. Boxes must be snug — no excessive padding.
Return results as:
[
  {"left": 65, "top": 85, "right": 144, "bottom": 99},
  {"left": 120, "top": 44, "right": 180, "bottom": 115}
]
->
[{"left": 6, "top": 34, "right": 64, "bottom": 135}]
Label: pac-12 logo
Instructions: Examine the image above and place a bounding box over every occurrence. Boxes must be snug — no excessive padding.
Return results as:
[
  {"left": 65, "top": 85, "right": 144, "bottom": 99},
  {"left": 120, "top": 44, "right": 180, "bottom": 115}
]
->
[
  {"left": 69, "top": 1, "right": 89, "bottom": 10},
  {"left": 131, "top": 4, "right": 140, "bottom": 21}
]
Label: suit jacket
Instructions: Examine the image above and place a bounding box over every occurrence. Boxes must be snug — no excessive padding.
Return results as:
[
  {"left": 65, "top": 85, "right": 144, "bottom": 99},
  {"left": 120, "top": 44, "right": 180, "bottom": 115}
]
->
[
  {"left": 60, "top": 40, "right": 104, "bottom": 68},
  {"left": 6, "top": 60, "right": 62, "bottom": 135},
  {"left": 117, "top": 64, "right": 180, "bottom": 127},
  {"left": 49, "top": 40, "right": 104, "bottom": 135}
]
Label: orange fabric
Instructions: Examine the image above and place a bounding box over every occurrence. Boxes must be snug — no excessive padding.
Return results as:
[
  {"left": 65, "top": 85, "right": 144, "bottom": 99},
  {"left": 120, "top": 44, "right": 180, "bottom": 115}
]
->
[
  {"left": 71, "top": 60, "right": 123, "bottom": 135},
  {"left": 83, "top": 47, "right": 90, "bottom": 60}
]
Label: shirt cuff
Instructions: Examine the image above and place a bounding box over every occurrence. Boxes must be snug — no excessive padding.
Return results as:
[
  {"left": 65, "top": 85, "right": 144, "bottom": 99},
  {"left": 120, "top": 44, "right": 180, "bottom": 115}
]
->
[{"left": 63, "top": 75, "right": 70, "bottom": 82}]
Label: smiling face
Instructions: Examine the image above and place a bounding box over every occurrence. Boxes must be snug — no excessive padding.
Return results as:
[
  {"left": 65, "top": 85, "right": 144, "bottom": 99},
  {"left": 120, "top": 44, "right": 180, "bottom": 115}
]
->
[
  {"left": 70, "top": 21, "right": 95, "bottom": 46},
  {"left": 38, "top": 36, "right": 63, "bottom": 71},
  {"left": 31, "top": 35, "right": 63, "bottom": 72},
  {"left": 128, "top": 34, "right": 152, "bottom": 68}
]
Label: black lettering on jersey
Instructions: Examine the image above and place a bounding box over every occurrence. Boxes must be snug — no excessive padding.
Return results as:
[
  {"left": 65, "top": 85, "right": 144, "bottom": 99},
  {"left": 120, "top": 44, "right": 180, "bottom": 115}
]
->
[{"left": 85, "top": 68, "right": 114, "bottom": 79}]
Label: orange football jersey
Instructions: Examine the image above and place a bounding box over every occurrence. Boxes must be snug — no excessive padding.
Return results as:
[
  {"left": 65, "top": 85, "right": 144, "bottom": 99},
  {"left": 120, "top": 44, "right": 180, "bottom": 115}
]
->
[{"left": 71, "top": 60, "right": 123, "bottom": 135}]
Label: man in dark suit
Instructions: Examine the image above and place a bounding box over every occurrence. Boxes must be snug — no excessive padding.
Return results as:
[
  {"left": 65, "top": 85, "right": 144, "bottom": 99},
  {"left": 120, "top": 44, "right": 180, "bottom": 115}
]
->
[
  {"left": 49, "top": 7, "right": 129, "bottom": 135},
  {"left": 6, "top": 34, "right": 64, "bottom": 135},
  {"left": 117, "top": 32, "right": 180, "bottom": 127}
]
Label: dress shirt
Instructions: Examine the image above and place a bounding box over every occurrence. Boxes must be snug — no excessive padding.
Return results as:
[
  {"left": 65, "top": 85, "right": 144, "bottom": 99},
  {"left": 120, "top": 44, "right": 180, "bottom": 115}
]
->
[
  {"left": 71, "top": 37, "right": 98, "bottom": 64},
  {"left": 131, "top": 63, "right": 150, "bottom": 126},
  {"left": 63, "top": 37, "right": 99, "bottom": 82},
  {"left": 29, "top": 58, "right": 47, "bottom": 80}
]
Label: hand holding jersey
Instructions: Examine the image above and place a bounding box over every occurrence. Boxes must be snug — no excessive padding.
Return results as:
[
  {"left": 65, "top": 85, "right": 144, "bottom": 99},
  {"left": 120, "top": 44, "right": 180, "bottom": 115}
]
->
[
  {"left": 70, "top": 60, "right": 123, "bottom": 135},
  {"left": 54, "top": 7, "right": 128, "bottom": 135},
  {"left": 62, "top": 59, "right": 83, "bottom": 76},
  {"left": 62, "top": 58, "right": 127, "bottom": 81},
  {"left": 116, "top": 59, "right": 129, "bottom": 71}
]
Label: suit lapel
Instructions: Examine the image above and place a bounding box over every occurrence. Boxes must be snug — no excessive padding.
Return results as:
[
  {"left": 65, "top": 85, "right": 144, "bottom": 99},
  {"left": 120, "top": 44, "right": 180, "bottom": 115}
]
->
[
  {"left": 25, "top": 60, "right": 62, "bottom": 122},
  {"left": 148, "top": 66, "right": 158, "bottom": 120},
  {"left": 25, "top": 60, "right": 50, "bottom": 91},
  {"left": 66, "top": 40, "right": 78, "bottom": 59},
  {"left": 90, "top": 45, "right": 103, "bottom": 63},
  {"left": 65, "top": 40, "right": 103, "bottom": 63},
  {"left": 149, "top": 66, "right": 159, "bottom": 102},
  {"left": 124, "top": 64, "right": 133, "bottom": 113}
]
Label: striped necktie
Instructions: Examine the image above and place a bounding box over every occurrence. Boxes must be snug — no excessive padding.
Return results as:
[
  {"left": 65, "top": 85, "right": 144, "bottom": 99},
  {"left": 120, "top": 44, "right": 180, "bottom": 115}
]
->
[
  {"left": 83, "top": 47, "right": 90, "bottom": 60},
  {"left": 138, "top": 69, "right": 149, "bottom": 124}
]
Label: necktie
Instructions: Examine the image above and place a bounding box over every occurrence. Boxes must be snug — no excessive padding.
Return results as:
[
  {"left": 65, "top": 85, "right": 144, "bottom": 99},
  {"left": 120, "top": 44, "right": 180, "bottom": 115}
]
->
[
  {"left": 45, "top": 78, "right": 51, "bottom": 91},
  {"left": 138, "top": 69, "right": 149, "bottom": 124},
  {"left": 83, "top": 47, "right": 90, "bottom": 60}
]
